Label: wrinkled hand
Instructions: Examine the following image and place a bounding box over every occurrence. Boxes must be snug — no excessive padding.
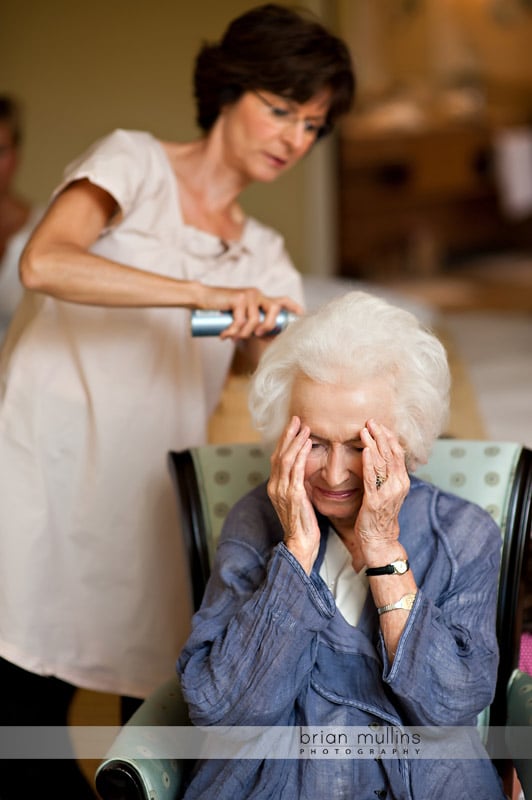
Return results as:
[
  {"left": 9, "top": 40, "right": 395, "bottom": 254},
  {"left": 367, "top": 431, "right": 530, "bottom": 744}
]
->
[
  {"left": 355, "top": 419, "right": 410, "bottom": 561},
  {"left": 199, "top": 285, "right": 303, "bottom": 339},
  {"left": 267, "top": 416, "right": 320, "bottom": 574}
]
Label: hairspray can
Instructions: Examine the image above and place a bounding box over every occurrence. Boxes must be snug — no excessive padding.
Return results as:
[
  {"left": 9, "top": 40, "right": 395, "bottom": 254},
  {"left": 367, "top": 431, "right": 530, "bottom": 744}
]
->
[{"left": 190, "top": 309, "right": 297, "bottom": 337}]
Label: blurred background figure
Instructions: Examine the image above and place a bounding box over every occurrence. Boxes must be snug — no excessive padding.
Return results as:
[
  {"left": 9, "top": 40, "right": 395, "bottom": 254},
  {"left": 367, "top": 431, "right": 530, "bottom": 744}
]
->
[{"left": 0, "top": 94, "right": 42, "bottom": 342}]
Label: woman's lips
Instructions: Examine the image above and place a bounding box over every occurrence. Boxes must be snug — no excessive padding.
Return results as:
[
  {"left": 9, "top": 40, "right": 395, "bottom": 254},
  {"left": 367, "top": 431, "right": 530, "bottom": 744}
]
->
[
  {"left": 315, "top": 487, "right": 357, "bottom": 501},
  {"left": 264, "top": 152, "right": 287, "bottom": 168}
]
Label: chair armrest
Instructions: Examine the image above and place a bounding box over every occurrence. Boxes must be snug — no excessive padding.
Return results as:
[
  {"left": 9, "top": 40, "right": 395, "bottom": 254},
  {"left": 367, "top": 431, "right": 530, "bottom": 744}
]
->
[
  {"left": 506, "top": 669, "right": 532, "bottom": 799},
  {"left": 95, "top": 675, "right": 191, "bottom": 800}
]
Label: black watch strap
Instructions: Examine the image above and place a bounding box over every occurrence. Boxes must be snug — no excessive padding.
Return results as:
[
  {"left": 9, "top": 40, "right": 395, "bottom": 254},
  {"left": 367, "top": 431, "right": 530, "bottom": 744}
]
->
[{"left": 365, "top": 559, "right": 409, "bottom": 577}]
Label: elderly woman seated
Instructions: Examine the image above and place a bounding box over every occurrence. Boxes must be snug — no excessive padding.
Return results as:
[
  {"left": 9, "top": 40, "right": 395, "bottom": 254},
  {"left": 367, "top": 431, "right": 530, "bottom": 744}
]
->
[{"left": 177, "top": 291, "right": 505, "bottom": 799}]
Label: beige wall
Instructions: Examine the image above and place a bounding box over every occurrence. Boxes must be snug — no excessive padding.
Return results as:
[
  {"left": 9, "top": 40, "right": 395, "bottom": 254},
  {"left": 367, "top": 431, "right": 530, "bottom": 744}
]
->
[{"left": 0, "top": 0, "right": 340, "bottom": 276}]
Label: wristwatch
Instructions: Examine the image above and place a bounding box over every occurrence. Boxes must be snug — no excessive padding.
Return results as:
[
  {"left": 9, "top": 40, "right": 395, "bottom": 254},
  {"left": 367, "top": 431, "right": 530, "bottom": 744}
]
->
[
  {"left": 377, "top": 592, "right": 417, "bottom": 616},
  {"left": 366, "top": 559, "right": 409, "bottom": 577}
]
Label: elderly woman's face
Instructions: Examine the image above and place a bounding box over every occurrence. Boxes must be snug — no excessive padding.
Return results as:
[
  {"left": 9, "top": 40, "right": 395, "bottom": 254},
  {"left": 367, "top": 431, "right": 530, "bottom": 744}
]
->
[{"left": 289, "top": 374, "right": 396, "bottom": 529}]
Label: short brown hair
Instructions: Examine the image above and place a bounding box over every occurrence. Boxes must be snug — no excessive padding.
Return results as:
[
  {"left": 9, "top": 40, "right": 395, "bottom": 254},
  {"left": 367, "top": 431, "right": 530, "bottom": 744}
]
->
[{"left": 193, "top": 3, "right": 355, "bottom": 137}]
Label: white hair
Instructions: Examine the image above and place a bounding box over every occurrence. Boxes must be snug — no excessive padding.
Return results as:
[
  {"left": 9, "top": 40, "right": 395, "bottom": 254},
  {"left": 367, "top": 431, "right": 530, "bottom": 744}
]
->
[{"left": 248, "top": 291, "right": 450, "bottom": 469}]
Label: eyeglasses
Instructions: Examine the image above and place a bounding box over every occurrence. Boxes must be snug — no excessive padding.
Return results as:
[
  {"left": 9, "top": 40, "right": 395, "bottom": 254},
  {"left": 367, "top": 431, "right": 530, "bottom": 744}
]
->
[{"left": 252, "top": 90, "right": 328, "bottom": 139}]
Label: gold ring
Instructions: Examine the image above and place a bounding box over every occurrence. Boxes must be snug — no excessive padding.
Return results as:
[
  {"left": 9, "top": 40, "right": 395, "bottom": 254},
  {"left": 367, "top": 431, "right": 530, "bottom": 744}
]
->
[{"left": 375, "top": 474, "right": 387, "bottom": 489}]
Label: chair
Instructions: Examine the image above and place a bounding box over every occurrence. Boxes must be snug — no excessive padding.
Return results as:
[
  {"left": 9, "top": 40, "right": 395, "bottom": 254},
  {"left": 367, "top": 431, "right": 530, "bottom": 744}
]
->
[{"left": 95, "top": 439, "right": 532, "bottom": 800}]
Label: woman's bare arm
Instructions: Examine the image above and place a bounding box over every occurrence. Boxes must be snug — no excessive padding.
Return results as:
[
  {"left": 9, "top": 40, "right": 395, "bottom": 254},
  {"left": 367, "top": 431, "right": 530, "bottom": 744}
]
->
[
  {"left": 20, "top": 180, "right": 205, "bottom": 308},
  {"left": 20, "top": 179, "right": 302, "bottom": 337}
]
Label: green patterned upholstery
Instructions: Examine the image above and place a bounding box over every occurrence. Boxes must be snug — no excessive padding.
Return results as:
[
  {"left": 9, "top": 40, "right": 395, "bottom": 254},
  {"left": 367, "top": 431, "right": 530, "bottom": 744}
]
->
[
  {"left": 95, "top": 438, "right": 532, "bottom": 800},
  {"left": 418, "top": 440, "right": 522, "bottom": 532},
  {"left": 189, "top": 443, "right": 272, "bottom": 565}
]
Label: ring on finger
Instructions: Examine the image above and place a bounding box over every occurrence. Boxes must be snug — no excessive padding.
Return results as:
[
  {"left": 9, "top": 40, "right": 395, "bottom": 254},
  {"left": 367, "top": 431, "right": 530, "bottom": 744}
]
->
[{"left": 375, "top": 474, "right": 387, "bottom": 490}]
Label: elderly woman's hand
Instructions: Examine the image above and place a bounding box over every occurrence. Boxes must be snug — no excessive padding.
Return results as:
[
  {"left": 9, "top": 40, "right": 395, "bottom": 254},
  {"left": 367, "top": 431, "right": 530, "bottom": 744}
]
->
[
  {"left": 355, "top": 419, "right": 410, "bottom": 563},
  {"left": 267, "top": 416, "right": 321, "bottom": 574}
]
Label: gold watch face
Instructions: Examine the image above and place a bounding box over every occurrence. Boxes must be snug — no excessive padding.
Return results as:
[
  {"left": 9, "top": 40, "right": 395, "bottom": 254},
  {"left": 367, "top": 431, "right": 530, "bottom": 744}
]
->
[
  {"left": 402, "top": 593, "right": 416, "bottom": 610},
  {"left": 393, "top": 560, "right": 408, "bottom": 574}
]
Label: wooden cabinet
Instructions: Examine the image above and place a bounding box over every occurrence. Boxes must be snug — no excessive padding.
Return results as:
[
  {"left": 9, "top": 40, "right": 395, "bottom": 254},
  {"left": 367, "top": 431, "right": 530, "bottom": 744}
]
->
[{"left": 337, "top": 123, "right": 516, "bottom": 278}]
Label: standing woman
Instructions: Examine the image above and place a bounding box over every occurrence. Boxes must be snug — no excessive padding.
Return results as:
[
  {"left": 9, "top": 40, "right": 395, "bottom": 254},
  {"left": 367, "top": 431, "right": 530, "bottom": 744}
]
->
[{"left": 0, "top": 4, "right": 354, "bottom": 799}]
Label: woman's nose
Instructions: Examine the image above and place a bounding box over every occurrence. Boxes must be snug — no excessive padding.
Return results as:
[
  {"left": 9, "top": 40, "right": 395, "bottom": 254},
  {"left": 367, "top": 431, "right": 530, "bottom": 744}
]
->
[
  {"left": 322, "top": 448, "right": 351, "bottom": 486},
  {"left": 281, "top": 120, "right": 307, "bottom": 151}
]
